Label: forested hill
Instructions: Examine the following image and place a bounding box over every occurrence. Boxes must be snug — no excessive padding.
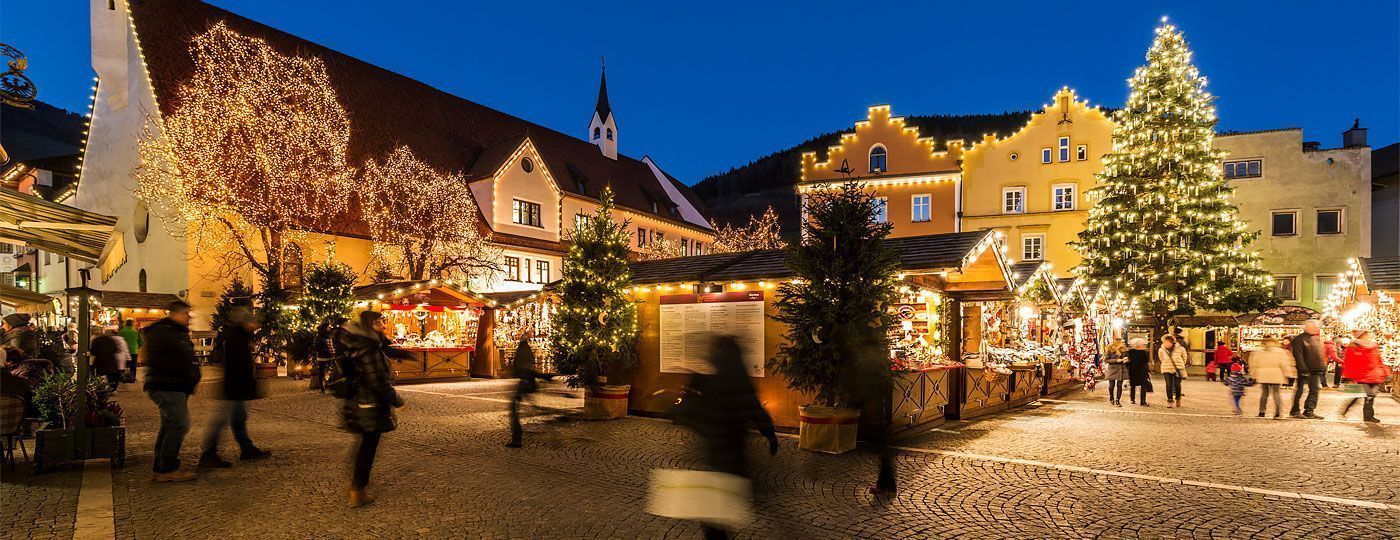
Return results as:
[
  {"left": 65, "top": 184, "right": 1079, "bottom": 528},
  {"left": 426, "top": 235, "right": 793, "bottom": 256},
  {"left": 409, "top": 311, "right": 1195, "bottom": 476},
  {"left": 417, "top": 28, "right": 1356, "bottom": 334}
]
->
[{"left": 693, "top": 111, "right": 1036, "bottom": 234}]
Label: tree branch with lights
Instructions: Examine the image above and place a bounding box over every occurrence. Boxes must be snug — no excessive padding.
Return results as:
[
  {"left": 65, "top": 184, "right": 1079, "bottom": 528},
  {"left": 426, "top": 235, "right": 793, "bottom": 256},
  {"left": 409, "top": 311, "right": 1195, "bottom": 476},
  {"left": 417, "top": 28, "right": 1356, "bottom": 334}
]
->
[{"left": 711, "top": 206, "right": 783, "bottom": 253}]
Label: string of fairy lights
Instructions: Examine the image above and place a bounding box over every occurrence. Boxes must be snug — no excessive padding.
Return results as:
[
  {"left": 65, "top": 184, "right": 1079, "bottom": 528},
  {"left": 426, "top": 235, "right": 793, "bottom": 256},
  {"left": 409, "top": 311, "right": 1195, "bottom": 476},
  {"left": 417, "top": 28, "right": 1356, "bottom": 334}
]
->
[
  {"left": 550, "top": 189, "right": 638, "bottom": 355},
  {"left": 710, "top": 206, "right": 784, "bottom": 253},
  {"left": 1076, "top": 19, "right": 1272, "bottom": 314}
]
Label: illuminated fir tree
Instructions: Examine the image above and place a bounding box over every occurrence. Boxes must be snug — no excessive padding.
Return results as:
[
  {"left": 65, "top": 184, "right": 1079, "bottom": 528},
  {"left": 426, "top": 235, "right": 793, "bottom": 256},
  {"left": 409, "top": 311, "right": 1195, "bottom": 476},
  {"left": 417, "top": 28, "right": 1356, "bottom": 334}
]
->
[
  {"left": 711, "top": 206, "right": 784, "bottom": 253},
  {"left": 361, "top": 146, "right": 498, "bottom": 281},
  {"left": 135, "top": 22, "right": 353, "bottom": 282},
  {"left": 1075, "top": 19, "right": 1275, "bottom": 319},
  {"left": 551, "top": 188, "right": 638, "bottom": 388}
]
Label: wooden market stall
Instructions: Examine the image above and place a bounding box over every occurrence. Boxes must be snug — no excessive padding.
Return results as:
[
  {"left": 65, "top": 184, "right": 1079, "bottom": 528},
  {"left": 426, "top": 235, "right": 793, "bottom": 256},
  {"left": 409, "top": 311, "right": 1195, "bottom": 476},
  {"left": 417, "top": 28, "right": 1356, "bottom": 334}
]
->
[
  {"left": 483, "top": 288, "right": 558, "bottom": 377},
  {"left": 626, "top": 230, "right": 1019, "bottom": 437},
  {"left": 1, "top": 283, "right": 56, "bottom": 316},
  {"left": 353, "top": 281, "right": 489, "bottom": 382},
  {"left": 1354, "top": 257, "right": 1400, "bottom": 400}
]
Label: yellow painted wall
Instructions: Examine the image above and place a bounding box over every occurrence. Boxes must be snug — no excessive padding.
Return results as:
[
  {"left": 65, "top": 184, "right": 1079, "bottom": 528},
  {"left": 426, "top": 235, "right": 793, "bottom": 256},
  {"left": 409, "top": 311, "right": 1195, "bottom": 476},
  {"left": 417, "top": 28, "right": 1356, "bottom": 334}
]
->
[{"left": 961, "top": 88, "right": 1115, "bottom": 274}]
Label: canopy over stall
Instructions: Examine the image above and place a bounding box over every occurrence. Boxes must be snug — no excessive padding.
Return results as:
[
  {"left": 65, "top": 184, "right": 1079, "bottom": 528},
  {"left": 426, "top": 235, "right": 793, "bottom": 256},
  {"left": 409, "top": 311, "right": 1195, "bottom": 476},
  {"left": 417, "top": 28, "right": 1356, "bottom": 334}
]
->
[
  {"left": 353, "top": 280, "right": 491, "bottom": 381},
  {"left": 0, "top": 187, "right": 125, "bottom": 280},
  {"left": 0, "top": 282, "right": 54, "bottom": 312}
]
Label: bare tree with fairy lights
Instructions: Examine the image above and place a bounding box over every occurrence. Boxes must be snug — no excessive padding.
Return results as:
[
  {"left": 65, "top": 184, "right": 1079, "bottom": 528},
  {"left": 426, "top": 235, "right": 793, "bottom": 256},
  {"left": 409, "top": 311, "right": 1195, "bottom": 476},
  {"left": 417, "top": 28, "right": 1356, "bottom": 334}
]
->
[
  {"left": 711, "top": 206, "right": 783, "bottom": 253},
  {"left": 1074, "top": 19, "right": 1276, "bottom": 329}
]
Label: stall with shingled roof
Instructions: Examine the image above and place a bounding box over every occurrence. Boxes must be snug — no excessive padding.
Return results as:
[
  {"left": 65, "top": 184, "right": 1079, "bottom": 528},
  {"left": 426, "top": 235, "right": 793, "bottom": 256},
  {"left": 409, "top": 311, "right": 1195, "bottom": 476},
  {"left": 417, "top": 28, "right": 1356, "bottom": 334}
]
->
[{"left": 353, "top": 280, "right": 490, "bottom": 381}]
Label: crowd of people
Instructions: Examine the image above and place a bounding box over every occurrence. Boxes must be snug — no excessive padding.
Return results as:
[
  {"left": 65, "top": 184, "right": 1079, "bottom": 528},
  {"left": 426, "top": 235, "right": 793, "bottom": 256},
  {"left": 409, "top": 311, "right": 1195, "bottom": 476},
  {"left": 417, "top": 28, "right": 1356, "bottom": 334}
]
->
[{"left": 1096, "top": 319, "right": 1389, "bottom": 422}]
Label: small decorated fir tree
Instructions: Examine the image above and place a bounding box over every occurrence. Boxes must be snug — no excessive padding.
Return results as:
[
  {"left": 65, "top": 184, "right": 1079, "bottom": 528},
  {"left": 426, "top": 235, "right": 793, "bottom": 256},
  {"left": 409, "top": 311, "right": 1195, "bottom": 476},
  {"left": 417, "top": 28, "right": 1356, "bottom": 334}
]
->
[
  {"left": 550, "top": 188, "right": 638, "bottom": 388},
  {"left": 1075, "top": 19, "right": 1275, "bottom": 321},
  {"left": 770, "top": 183, "right": 899, "bottom": 407},
  {"left": 211, "top": 277, "right": 256, "bottom": 330}
]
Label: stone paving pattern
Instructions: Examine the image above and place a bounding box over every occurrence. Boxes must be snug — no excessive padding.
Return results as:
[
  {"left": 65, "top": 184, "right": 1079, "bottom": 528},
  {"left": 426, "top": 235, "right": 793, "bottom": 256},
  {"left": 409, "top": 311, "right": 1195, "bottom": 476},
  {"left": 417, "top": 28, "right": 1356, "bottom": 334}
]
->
[{"left": 6, "top": 371, "right": 1399, "bottom": 538}]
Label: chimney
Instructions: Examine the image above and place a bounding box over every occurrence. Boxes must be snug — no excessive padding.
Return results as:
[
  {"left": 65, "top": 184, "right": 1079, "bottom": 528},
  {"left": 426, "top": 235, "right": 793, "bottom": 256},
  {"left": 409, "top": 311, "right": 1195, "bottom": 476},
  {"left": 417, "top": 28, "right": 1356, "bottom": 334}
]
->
[{"left": 1342, "top": 118, "right": 1368, "bottom": 148}]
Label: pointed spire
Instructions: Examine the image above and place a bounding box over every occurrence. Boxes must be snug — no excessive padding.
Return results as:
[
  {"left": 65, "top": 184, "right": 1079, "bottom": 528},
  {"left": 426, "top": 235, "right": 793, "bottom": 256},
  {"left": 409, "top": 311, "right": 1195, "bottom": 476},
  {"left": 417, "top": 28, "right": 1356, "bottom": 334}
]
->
[{"left": 595, "top": 56, "right": 612, "bottom": 122}]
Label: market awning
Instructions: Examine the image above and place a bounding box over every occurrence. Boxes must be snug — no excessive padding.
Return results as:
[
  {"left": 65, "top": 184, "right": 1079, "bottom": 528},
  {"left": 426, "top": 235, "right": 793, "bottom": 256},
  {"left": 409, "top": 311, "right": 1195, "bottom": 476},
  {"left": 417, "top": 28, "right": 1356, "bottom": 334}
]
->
[
  {"left": 481, "top": 287, "right": 558, "bottom": 309},
  {"left": 0, "top": 283, "right": 55, "bottom": 311},
  {"left": 0, "top": 187, "right": 125, "bottom": 279},
  {"left": 1359, "top": 256, "right": 1400, "bottom": 292}
]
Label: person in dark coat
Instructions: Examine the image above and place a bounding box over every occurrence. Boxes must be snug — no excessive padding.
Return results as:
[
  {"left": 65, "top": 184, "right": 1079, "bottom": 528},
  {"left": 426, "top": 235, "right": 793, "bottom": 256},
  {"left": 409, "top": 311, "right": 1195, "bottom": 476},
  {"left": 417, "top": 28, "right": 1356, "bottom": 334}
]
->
[
  {"left": 90, "top": 329, "right": 127, "bottom": 390},
  {"left": 198, "top": 307, "right": 271, "bottom": 468},
  {"left": 143, "top": 301, "right": 201, "bottom": 482},
  {"left": 1126, "top": 337, "right": 1152, "bottom": 406},
  {"left": 1289, "top": 320, "right": 1327, "bottom": 419},
  {"left": 338, "top": 311, "right": 410, "bottom": 508},
  {"left": 675, "top": 334, "right": 777, "bottom": 540},
  {"left": 313, "top": 317, "right": 345, "bottom": 394},
  {"left": 2, "top": 313, "right": 39, "bottom": 360},
  {"left": 505, "top": 333, "right": 539, "bottom": 448}
]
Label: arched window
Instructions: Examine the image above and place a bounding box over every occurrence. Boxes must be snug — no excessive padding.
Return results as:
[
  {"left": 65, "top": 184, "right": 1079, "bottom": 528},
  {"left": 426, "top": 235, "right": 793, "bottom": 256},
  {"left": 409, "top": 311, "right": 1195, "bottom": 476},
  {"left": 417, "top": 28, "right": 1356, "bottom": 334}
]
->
[
  {"left": 138, "top": 269, "right": 147, "bottom": 292},
  {"left": 868, "top": 145, "right": 887, "bottom": 173},
  {"left": 606, "top": 128, "right": 614, "bottom": 141},
  {"left": 282, "top": 243, "right": 304, "bottom": 290},
  {"left": 593, "top": 127, "right": 601, "bottom": 140}
]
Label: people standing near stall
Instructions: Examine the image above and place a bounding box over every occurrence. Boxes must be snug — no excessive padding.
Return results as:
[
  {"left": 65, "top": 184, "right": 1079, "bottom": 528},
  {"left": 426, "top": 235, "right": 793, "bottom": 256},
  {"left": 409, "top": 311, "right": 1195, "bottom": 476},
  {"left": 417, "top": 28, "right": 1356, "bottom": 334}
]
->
[
  {"left": 1104, "top": 338, "right": 1128, "bottom": 407},
  {"left": 2, "top": 314, "right": 40, "bottom": 359},
  {"left": 1247, "top": 337, "right": 1294, "bottom": 419},
  {"left": 1158, "top": 335, "right": 1188, "bottom": 408},
  {"left": 118, "top": 319, "right": 142, "bottom": 381},
  {"left": 1339, "top": 330, "right": 1389, "bottom": 423},
  {"left": 1289, "top": 320, "right": 1327, "bottom": 419},
  {"left": 337, "top": 311, "right": 410, "bottom": 508},
  {"left": 1127, "top": 338, "right": 1152, "bottom": 406},
  {"left": 90, "top": 328, "right": 128, "bottom": 390},
  {"left": 1323, "top": 338, "right": 1341, "bottom": 389}
]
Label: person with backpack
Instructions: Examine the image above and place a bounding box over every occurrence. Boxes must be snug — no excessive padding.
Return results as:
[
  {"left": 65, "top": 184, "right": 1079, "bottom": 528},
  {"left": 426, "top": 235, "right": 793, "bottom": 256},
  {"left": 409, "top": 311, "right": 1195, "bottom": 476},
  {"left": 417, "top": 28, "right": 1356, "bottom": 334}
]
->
[
  {"left": 199, "top": 307, "right": 272, "bottom": 468},
  {"left": 336, "top": 311, "right": 412, "bottom": 508},
  {"left": 505, "top": 333, "right": 539, "bottom": 449}
]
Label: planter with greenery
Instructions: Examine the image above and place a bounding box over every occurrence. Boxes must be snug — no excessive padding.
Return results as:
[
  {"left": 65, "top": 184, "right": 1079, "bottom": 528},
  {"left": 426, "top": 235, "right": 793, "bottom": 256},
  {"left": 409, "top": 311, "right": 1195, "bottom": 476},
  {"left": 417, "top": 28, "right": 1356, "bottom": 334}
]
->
[
  {"left": 770, "top": 183, "right": 900, "bottom": 453},
  {"left": 31, "top": 372, "right": 126, "bottom": 472},
  {"left": 550, "top": 189, "right": 638, "bottom": 420}
]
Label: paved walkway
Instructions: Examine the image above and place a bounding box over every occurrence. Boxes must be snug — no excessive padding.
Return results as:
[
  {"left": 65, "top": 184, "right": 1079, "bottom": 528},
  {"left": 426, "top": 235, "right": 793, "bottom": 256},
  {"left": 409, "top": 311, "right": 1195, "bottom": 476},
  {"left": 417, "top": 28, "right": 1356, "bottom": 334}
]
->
[{"left": 4, "top": 372, "right": 1398, "bottom": 538}]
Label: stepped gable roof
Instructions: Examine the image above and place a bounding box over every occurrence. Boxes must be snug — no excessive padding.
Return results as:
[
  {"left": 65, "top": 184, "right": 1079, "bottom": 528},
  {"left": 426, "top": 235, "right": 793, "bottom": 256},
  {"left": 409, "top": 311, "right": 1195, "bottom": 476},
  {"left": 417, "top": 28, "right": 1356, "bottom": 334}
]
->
[
  {"left": 1360, "top": 257, "right": 1400, "bottom": 292},
  {"left": 127, "top": 0, "right": 708, "bottom": 231}
]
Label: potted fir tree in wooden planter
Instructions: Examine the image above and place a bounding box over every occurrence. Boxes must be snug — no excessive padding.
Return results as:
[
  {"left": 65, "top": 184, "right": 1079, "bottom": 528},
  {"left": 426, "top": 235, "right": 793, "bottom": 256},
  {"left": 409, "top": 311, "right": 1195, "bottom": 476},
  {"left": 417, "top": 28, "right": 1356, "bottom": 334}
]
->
[
  {"left": 551, "top": 189, "right": 639, "bottom": 420},
  {"left": 770, "top": 183, "right": 899, "bottom": 454},
  {"left": 32, "top": 372, "right": 126, "bottom": 472}
]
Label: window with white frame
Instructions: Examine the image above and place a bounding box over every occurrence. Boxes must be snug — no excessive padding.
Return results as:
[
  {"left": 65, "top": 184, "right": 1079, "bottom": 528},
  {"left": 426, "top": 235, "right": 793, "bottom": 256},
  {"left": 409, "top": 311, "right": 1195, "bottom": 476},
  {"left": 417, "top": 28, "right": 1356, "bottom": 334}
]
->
[
  {"left": 503, "top": 256, "right": 521, "bottom": 281},
  {"left": 1315, "top": 275, "right": 1340, "bottom": 301},
  {"left": 1058, "top": 137, "right": 1070, "bottom": 162},
  {"left": 1002, "top": 187, "right": 1025, "bottom": 214},
  {"left": 694, "top": 242, "right": 704, "bottom": 255},
  {"left": 1052, "top": 184, "right": 1076, "bottom": 211},
  {"left": 1076, "top": 144, "right": 1087, "bottom": 161},
  {"left": 681, "top": 238, "right": 690, "bottom": 255},
  {"left": 511, "top": 199, "right": 542, "bottom": 227},
  {"left": 911, "top": 194, "right": 931, "bottom": 222},
  {"left": 1316, "top": 209, "right": 1343, "bottom": 235},
  {"left": 1022, "top": 234, "right": 1045, "bottom": 261},
  {"left": 868, "top": 145, "right": 887, "bottom": 173},
  {"left": 1041, "top": 148, "right": 1052, "bottom": 164},
  {"left": 574, "top": 213, "right": 591, "bottom": 231},
  {"left": 873, "top": 197, "right": 888, "bottom": 223},
  {"left": 1271, "top": 211, "right": 1297, "bottom": 236},
  {"left": 1272, "top": 275, "right": 1298, "bottom": 300}
]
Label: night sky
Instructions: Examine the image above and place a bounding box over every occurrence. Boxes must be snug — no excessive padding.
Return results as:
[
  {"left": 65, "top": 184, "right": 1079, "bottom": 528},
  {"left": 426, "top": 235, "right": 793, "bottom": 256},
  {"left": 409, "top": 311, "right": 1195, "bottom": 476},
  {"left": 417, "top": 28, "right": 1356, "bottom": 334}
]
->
[{"left": 3, "top": 1, "right": 1397, "bottom": 183}]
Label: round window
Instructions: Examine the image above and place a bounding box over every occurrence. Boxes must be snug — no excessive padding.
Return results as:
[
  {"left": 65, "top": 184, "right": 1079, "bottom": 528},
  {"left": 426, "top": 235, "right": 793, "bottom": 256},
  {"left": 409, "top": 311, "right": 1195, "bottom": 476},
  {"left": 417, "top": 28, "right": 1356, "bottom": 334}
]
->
[
  {"left": 521, "top": 157, "right": 534, "bottom": 173},
  {"left": 1008, "top": 152, "right": 1019, "bottom": 162},
  {"left": 134, "top": 201, "right": 150, "bottom": 243}
]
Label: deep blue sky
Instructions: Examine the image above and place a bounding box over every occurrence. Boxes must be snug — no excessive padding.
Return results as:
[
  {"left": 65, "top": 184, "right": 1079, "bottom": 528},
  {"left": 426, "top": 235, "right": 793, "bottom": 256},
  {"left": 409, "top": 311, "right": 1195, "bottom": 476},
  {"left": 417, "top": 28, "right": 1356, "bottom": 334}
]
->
[{"left": 3, "top": 1, "right": 1397, "bottom": 183}]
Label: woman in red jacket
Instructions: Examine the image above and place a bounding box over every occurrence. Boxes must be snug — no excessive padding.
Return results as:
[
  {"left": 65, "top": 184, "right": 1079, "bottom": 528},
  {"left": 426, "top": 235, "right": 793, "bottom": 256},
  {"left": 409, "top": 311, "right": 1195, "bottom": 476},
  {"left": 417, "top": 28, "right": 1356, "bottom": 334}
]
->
[{"left": 1340, "top": 331, "right": 1391, "bottom": 423}]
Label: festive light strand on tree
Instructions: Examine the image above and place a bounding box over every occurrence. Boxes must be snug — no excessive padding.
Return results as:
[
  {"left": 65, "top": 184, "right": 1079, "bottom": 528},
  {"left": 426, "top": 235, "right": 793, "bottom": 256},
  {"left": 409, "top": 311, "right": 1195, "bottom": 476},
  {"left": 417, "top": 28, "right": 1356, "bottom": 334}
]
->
[
  {"left": 549, "top": 188, "right": 639, "bottom": 388},
  {"left": 710, "top": 206, "right": 784, "bottom": 253}
]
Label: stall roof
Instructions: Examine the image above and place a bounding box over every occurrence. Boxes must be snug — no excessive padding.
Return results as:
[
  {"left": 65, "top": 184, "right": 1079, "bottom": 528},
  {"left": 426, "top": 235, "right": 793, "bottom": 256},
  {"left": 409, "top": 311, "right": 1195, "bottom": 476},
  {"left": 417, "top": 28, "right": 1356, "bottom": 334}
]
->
[
  {"left": 0, "top": 187, "right": 123, "bottom": 274},
  {"left": 354, "top": 280, "right": 494, "bottom": 306},
  {"left": 98, "top": 291, "right": 182, "bottom": 309},
  {"left": 1172, "top": 315, "right": 1247, "bottom": 328},
  {"left": 1360, "top": 256, "right": 1400, "bottom": 292},
  {"left": 1007, "top": 262, "right": 1045, "bottom": 290},
  {"left": 0, "top": 283, "right": 54, "bottom": 310},
  {"left": 481, "top": 287, "right": 558, "bottom": 309}
]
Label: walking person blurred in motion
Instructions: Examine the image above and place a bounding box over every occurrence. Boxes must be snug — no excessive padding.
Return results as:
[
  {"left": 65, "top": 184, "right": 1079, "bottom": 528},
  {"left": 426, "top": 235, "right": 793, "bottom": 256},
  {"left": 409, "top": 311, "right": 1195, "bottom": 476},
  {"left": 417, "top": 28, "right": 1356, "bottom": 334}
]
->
[
  {"left": 658, "top": 334, "right": 778, "bottom": 540},
  {"left": 1224, "top": 362, "right": 1251, "bottom": 415},
  {"left": 313, "top": 317, "right": 344, "bottom": 394},
  {"left": 1289, "top": 320, "right": 1327, "bottom": 419},
  {"left": 1339, "top": 331, "right": 1390, "bottom": 423},
  {"left": 505, "top": 332, "right": 538, "bottom": 449},
  {"left": 199, "top": 307, "right": 271, "bottom": 468},
  {"left": 1247, "top": 337, "right": 1294, "bottom": 419},
  {"left": 90, "top": 328, "right": 128, "bottom": 391},
  {"left": 144, "top": 301, "right": 201, "bottom": 482},
  {"left": 838, "top": 319, "right": 897, "bottom": 495},
  {"left": 1126, "top": 338, "right": 1152, "bottom": 406},
  {"left": 3, "top": 313, "right": 40, "bottom": 359},
  {"left": 1323, "top": 338, "right": 1341, "bottom": 388},
  {"left": 1104, "top": 338, "right": 1129, "bottom": 406},
  {"left": 337, "top": 311, "right": 410, "bottom": 508},
  {"left": 1157, "top": 335, "right": 1188, "bottom": 408},
  {"left": 118, "top": 319, "right": 142, "bottom": 382}
]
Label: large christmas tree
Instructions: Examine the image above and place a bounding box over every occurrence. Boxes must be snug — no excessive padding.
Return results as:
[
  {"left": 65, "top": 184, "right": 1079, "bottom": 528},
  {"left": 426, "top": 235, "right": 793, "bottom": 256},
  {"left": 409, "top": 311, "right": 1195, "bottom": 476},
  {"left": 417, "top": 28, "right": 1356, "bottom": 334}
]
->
[
  {"left": 1076, "top": 19, "right": 1275, "bottom": 319},
  {"left": 551, "top": 188, "right": 638, "bottom": 388}
]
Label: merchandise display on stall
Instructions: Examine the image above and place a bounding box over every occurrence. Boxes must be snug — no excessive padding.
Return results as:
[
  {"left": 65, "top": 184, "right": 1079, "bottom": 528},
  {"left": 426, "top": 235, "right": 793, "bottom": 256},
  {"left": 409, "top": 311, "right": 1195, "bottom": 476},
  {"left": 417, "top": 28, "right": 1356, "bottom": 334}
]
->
[{"left": 353, "top": 280, "right": 488, "bottom": 381}]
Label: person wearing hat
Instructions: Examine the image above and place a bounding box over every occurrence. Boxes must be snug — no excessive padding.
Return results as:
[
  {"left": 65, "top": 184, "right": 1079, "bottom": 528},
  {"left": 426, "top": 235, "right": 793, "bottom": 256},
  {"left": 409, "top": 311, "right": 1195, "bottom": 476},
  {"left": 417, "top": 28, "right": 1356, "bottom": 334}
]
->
[
  {"left": 2, "top": 313, "right": 39, "bottom": 360},
  {"left": 198, "top": 306, "right": 272, "bottom": 468},
  {"left": 1246, "top": 336, "right": 1295, "bottom": 419}
]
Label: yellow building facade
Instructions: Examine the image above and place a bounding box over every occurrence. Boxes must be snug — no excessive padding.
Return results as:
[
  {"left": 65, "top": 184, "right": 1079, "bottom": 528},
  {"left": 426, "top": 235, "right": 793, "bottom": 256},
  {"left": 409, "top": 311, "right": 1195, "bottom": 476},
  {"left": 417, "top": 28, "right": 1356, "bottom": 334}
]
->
[
  {"left": 798, "top": 105, "right": 964, "bottom": 237},
  {"left": 961, "top": 89, "right": 1115, "bottom": 276}
]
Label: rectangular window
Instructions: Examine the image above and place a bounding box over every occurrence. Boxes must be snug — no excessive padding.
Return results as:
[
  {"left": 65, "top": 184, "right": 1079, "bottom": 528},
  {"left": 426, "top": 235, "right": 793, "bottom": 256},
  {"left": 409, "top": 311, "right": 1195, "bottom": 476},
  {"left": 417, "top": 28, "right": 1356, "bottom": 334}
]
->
[
  {"left": 503, "top": 256, "right": 521, "bottom": 281},
  {"left": 637, "top": 227, "right": 648, "bottom": 247},
  {"left": 574, "top": 213, "right": 591, "bottom": 231},
  {"left": 524, "top": 258, "right": 533, "bottom": 283},
  {"left": 911, "top": 194, "right": 931, "bottom": 222},
  {"left": 1058, "top": 137, "right": 1070, "bottom": 162},
  {"left": 1271, "top": 211, "right": 1297, "bottom": 236},
  {"left": 0, "top": 243, "right": 12, "bottom": 254},
  {"left": 1316, "top": 209, "right": 1342, "bottom": 235},
  {"left": 1076, "top": 144, "right": 1087, "bottom": 161},
  {"left": 511, "top": 199, "right": 542, "bottom": 227},
  {"left": 1052, "top": 184, "right": 1076, "bottom": 211},
  {"left": 1223, "top": 159, "right": 1263, "bottom": 179},
  {"left": 535, "top": 260, "right": 550, "bottom": 284},
  {"left": 694, "top": 242, "right": 704, "bottom": 255},
  {"left": 681, "top": 238, "right": 690, "bottom": 255},
  {"left": 1002, "top": 187, "right": 1025, "bottom": 214},
  {"left": 1314, "top": 275, "right": 1340, "bottom": 301},
  {"left": 1272, "top": 275, "right": 1298, "bottom": 301},
  {"left": 873, "top": 197, "right": 888, "bottom": 223},
  {"left": 1022, "top": 234, "right": 1045, "bottom": 261},
  {"left": 1041, "top": 148, "right": 1052, "bottom": 164}
]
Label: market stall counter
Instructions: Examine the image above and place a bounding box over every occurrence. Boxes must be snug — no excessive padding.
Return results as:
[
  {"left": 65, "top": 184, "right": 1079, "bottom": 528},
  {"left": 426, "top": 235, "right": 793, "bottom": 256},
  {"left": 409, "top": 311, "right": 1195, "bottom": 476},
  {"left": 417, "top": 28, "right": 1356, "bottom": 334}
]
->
[{"left": 353, "top": 281, "right": 489, "bottom": 382}]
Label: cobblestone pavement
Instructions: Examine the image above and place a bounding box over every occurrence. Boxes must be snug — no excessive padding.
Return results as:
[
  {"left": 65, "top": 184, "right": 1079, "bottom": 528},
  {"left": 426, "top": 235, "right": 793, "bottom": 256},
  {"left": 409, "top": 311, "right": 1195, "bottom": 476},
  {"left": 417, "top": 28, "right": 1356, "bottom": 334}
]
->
[
  {"left": 8, "top": 371, "right": 1400, "bottom": 539},
  {"left": 0, "top": 459, "right": 82, "bottom": 539}
]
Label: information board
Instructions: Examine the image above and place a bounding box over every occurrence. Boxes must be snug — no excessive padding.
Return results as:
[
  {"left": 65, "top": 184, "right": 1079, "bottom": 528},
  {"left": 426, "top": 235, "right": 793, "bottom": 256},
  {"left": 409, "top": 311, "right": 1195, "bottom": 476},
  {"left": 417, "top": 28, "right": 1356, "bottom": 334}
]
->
[{"left": 659, "top": 291, "right": 765, "bottom": 376}]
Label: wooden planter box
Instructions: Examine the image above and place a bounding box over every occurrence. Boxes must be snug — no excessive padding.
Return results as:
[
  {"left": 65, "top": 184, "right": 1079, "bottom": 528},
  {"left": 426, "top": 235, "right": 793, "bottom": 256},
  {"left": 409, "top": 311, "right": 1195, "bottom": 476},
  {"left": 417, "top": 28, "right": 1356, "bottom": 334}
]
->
[
  {"left": 34, "top": 426, "right": 126, "bottom": 473},
  {"left": 583, "top": 385, "right": 630, "bottom": 420},
  {"left": 798, "top": 405, "right": 859, "bottom": 454}
]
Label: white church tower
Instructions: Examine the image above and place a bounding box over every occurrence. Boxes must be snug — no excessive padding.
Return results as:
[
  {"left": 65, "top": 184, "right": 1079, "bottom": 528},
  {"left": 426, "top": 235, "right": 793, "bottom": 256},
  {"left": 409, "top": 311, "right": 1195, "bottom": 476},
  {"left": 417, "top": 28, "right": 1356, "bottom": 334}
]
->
[{"left": 587, "top": 64, "right": 617, "bottom": 160}]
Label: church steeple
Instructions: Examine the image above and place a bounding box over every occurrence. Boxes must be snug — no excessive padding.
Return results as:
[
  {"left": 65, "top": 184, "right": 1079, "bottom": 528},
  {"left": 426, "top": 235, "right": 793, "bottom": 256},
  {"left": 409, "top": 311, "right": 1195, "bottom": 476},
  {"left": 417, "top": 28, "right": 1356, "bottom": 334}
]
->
[{"left": 588, "top": 58, "right": 617, "bottom": 160}]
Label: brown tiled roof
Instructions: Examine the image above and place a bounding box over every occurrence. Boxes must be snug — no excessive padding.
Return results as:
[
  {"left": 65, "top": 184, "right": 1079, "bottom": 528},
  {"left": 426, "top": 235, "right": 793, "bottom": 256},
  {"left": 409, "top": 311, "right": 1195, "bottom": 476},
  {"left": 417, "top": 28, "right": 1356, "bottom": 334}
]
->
[
  {"left": 97, "top": 291, "right": 182, "bottom": 309},
  {"left": 127, "top": 0, "right": 709, "bottom": 234}
]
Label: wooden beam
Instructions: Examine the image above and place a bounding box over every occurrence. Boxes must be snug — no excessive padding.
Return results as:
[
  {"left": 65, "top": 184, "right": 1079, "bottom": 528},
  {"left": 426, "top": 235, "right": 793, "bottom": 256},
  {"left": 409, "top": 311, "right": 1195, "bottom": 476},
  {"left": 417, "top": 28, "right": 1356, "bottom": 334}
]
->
[{"left": 19, "top": 221, "right": 116, "bottom": 232}]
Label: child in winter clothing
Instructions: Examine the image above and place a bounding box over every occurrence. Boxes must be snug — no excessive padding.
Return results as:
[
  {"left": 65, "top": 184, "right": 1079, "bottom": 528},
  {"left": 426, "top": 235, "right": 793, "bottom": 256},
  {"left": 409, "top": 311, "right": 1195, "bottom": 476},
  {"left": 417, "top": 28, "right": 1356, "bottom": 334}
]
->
[
  {"left": 1224, "top": 363, "right": 1251, "bottom": 415},
  {"left": 1205, "top": 362, "right": 1217, "bottom": 382}
]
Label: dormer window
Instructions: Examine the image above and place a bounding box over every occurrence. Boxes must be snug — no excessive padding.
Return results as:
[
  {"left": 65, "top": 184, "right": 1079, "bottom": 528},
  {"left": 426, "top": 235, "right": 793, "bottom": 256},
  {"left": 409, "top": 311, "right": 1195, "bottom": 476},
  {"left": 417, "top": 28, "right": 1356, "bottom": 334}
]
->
[
  {"left": 593, "top": 127, "right": 601, "bottom": 140},
  {"left": 868, "top": 145, "right": 887, "bottom": 173},
  {"left": 606, "top": 128, "right": 614, "bottom": 141}
]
